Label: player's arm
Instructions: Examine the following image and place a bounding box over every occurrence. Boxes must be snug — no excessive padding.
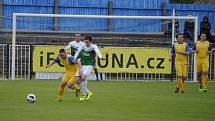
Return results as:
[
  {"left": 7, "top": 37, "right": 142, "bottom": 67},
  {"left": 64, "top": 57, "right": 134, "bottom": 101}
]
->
[
  {"left": 46, "top": 60, "right": 55, "bottom": 68},
  {"left": 169, "top": 45, "right": 175, "bottom": 61},
  {"left": 73, "top": 44, "right": 83, "bottom": 61},
  {"left": 191, "top": 43, "right": 197, "bottom": 53},
  {"left": 94, "top": 45, "right": 105, "bottom": 60},
  {"left": 46, "top": 57, "right": 58, "bottom": 68},
  {"left": 76, "top": 59, "right": 82, "bottom": 74},
  {"left": 69, "top": 56, "right": 82, "bottom": 76},
  {"left": 65, "top": 42, "right": 72, "bottom": 54},
  {"left": 176, "top": 44, "right": 190, "bottom": 55},
  {"left": 46, "top": 56, "right": 64, "bottom": 68}
]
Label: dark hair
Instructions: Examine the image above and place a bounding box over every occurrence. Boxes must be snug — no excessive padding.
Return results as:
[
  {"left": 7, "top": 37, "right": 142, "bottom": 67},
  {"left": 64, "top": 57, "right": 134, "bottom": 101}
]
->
[
  {"left": 59, "top": 49, "right": 66, "bottom": 53},
  {"left": 200, "top": 32, "right": 206, "bottom": 35},
  {"left": 84, "top": 35, "right": 92, "bottom": 42},
  {"left": 176, "top": 33, "right": 183, "bottom": 38},
  {"left": 75, "top": 33, "right": 80, "bottom": 35}
]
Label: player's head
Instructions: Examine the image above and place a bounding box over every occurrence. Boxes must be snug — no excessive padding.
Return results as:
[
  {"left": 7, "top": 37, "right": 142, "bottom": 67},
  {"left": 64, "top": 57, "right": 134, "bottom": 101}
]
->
[
  {"left": 176, "top": 33, "right": 184, "bottom": 44},
  {"left": 59, "top": 49, "right": 67, "bottom": 59},
  {"left": 75, "top": 33, "right": 81, "bottom": 42},
  {"left": 84, "top": 35, "right": 92, "bottom": 47},
  {"left": 200, "top": 33, "right": 207, "bottom": 41}
]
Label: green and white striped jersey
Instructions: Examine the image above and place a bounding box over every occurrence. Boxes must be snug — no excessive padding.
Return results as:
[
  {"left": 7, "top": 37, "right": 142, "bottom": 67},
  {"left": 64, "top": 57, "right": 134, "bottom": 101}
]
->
[
  {"left": 66, "top": 41, "right": 84, "bottom": 56},
  {"left": 74, "top": 43, "right": 102, "bottom": 65}
]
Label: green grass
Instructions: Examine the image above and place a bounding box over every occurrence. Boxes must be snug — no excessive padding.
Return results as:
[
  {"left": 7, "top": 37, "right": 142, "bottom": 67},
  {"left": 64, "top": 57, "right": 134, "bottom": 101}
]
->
[{"left": 0, "top": 80, "right": 215, "bottom": 121}]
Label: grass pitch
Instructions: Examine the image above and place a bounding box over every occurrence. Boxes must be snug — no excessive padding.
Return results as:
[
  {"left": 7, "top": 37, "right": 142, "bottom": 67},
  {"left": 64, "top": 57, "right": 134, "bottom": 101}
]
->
[{"left": 0, "top": 80, "right": 215, "bottom": 121}]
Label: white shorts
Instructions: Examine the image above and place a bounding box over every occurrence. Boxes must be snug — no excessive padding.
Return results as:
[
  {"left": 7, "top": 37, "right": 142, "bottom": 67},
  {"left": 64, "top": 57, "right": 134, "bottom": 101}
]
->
[{"left": 81, "top": 65, "right": 93, "bottom": 77}]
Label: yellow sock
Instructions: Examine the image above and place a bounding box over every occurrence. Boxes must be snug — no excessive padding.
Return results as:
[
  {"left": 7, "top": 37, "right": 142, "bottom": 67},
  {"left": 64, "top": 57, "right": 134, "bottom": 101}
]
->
[
  {"left": 198, "top": 76, "right": 202, "bottom": 87},
  {"left": 178, "top": 79, "right": 183, "bottom": 91},
  {"left": 204, "top": 75, "right": 209, "bottom": 88},
  {"left": 177, "top": 78, "right": 182, "bottom": 91},
  {"left": 181, "top": 79, "right": 184, "bottom": 91},
  {"left": 58, "top": 86, "right": 65, "bottom": 97}
]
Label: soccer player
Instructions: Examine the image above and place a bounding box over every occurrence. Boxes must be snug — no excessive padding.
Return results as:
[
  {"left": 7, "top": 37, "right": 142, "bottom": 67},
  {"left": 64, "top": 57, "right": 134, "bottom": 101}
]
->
[
  {"left": 46, "top": 49, "right": 80, "bottom": 101},
  {"left": 169, "top": 33, "right": 190, "bottom": 94},
  {"left": 74, "top": 35, "right": 104, "bottom": 101},
  {"left": 66, "top": 33, "right": 100, "bottom": 81},
  {"left": 192, "top": 33, "right": 214, "bottom": 92},
  {"left": 66, "top": 33, "right": 84, "bottom": 85},
  {"left": 66, "top": 33, "right": 83, "bottom": 56}
]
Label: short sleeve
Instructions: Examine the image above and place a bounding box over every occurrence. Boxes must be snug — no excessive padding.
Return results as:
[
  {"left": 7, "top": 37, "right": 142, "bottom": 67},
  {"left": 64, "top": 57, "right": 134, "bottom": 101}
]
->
[
  {"left": 54, "top": 56, "right": 60, "bottom": 63},
  {"left": 185, "top": 43, "right": 190, "bottom": 52},
  {"left": 68, "top": 56, "right": 74, "bottom": 64},
  {"left": 65, "top": 42, "right": 73, "bottom": 51},
  {"left": 192, "top": 43, "right": 196, "bottom": 50}
]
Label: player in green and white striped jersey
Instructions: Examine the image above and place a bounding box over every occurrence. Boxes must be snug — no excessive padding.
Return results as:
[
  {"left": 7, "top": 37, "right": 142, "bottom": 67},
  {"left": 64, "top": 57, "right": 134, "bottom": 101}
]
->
[
  {"left": 74, "top": 35, "right": 104, "bottom": 101},
  {"left": 66, "top": 33, "right": 83, "bottom": 57},
  {"left": 66, "top": 33, "right": 100, "bottom": 81}
]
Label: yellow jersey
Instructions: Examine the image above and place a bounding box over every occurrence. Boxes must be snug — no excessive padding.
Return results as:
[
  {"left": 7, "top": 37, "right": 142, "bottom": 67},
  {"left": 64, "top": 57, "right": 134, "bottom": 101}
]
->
[
  {"left": 192, "top": 41, "right": 210, "bottom": 59},
  {"left": 54, "top": 54, "right": 76, "bottom": 72},
  {"left": 171, "top": 42, "right": 190, "bottom": 65}
]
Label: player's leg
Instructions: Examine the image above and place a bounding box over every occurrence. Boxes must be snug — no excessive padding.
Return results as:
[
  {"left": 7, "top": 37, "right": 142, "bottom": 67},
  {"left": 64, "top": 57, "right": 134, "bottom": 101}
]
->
[
  {"left": 197, "top": 72, "right": 203, "bottom": 91},
  {"left": 58, "top": 74, "right": 68, "bottom": 101},
  {"left": 94, "top": 66, "right": 99, "bottom": 81},
  {"left": 202, "top": 60, "right": 209, "bottom": 92},
  {"left": 76, "top": 67, "right": 87, "bottom": 100},
  {"left": 67, "top": 73, "right": 80, "bottom": 97},
  {"left": 75, "top": 68, "right": 85, "bottom": 98},
  {"left": 81, "top": 66, "right": 93, "bottom": 101},
  {"left": 181, "top": 64, "right": 188, "bottom": 94},
  {"left": 197, "top": 59, "right": 203, "bottom": 92},
  {"left": 175, "top": 64, "right": 182, "bottom": 93}
]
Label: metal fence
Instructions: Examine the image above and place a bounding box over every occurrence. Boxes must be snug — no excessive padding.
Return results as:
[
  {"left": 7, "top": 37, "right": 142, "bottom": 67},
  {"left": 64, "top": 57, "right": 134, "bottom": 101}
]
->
[
  {"left": 0, "top": 44, "right": 215, "bottom": 81},
  {"left": 0, "top": 44, "right": 8, "bottom": 79},
  {"left": 0, "top": 44, "right": 31, "bottom": 79},
  {"left": 102, "top": 52, "right": 215, "bottom": 81},
  {"left": 9, "top": 45, "right": 31, "bottom": 79}
]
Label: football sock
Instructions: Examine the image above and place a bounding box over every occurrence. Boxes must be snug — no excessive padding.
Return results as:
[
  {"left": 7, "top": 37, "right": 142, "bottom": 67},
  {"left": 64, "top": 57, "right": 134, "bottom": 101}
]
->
[
  {"left": 204, "top": 75, "right": 208, "bottom": 89},
  {"left": 80, "top": 82, "right": 86, "bottom": 95},
  {"left": 84, "top": 80, "right": 90, "bottom": 94},
  {"left": 58, "top": 86, "right": 65, "bottom": 97}
]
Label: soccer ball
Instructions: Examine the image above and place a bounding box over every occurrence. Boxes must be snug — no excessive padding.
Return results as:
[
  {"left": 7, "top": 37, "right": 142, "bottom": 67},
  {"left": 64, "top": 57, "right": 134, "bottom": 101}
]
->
[{"left": 27, "top": 94, "right": 36, "bottom": 103}]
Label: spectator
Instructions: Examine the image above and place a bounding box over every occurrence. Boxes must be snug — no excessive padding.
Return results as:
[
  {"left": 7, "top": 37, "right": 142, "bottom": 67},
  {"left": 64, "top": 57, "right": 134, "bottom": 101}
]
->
[
  {"left": 200, "top": 16, "right": 213, "bottom": 43},
  {"left": 165, "top": 20, "right": 179, "bottom": 36},
  {"left": 183, "top": 15, "right": 194, "bottom": 40}
]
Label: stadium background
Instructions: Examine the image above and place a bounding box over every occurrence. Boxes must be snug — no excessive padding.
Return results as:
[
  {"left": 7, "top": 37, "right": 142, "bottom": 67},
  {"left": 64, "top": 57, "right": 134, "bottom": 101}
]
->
[{"left": 0, "top": 0, "right": 215, "bottom": 81}]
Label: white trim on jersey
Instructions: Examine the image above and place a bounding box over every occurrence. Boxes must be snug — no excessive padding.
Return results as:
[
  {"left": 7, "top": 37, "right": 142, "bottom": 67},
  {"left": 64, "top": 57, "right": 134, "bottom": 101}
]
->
[
  {"left": 74, "top": 43, "right": 102, "bottom": 60},
  {"left": 65, "top": 41, "right": 84, "bottom": 51}
]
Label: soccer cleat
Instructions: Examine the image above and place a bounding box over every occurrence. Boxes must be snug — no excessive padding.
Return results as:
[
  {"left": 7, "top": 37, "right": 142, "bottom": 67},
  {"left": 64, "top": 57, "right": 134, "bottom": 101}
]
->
[
  {"left": 58, "top": 96, "right": 63, "bottom": 102},
  {"left": 85, "top": 92, "right": 93, "bottom": 101},
  {"left": 75, "top": 89, "right": 80, "bottom": 97},
  {"left": 198, "top": 85, "right": 203, "bottom": 92},
  {"left": 80, "top": 95, "right": 86, "bottom": 101},
  {"left": 181, "top": 90, "right": 184, "bottom": 94},
  {"left": 175, "top": 88, "right": 179, "bottom": 93},
  {"left": 203, "top": 88, "right": 208, "bottom": 92}
]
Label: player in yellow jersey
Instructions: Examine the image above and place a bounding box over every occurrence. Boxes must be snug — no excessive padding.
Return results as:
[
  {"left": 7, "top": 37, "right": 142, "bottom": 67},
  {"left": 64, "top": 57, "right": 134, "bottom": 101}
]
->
[
  {"left": 46, "top": 49, "right": 81, "bottom": 101},
  {"left": 192, "top": 33, "right": 214, "bottom": 92},
  {"left": 169, "top": 33, "right": 190, "bottom": 94}
]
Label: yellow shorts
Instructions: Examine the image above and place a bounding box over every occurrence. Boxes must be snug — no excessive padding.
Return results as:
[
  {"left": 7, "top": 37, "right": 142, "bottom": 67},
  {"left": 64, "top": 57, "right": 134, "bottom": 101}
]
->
[
  {"left": 62, "top": 71, "right": 76, "bottom": 84},
  {"left": 197, "top": 58, "right": 209, "bottom": 72},
  {"left": 175, "top": 64, "right": 187, "bottom": 77}
]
